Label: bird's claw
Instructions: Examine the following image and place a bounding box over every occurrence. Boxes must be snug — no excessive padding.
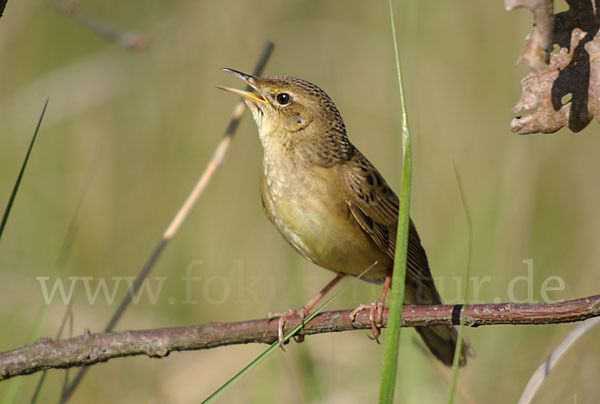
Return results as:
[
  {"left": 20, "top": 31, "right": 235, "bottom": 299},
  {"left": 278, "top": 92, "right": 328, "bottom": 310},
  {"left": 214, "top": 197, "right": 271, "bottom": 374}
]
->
[
  {"left": 267, "top": 308, "right": 307, "bottom": 349},
  {"left": 349, "top": 299, "right": 385, "bottom": 342}
]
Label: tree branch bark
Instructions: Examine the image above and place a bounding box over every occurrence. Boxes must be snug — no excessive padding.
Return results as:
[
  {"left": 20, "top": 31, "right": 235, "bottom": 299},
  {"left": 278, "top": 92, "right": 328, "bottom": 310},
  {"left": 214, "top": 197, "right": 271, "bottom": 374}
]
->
[{"left": 1, "top": 294, "right": 598, "bottom": 381}]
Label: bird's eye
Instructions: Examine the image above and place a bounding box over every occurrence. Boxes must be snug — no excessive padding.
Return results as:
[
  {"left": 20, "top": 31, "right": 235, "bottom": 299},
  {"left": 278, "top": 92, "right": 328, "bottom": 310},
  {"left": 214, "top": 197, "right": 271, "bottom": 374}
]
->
[{"left": 276, "top": 93, "right": 291, "bottom": 105}]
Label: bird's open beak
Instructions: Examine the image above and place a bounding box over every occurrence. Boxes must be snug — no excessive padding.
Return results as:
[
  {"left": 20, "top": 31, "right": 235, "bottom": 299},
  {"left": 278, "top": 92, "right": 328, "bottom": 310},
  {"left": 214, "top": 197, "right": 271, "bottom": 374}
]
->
[{"left": 216, "top": 68, "right": 268, "bottom": 104}]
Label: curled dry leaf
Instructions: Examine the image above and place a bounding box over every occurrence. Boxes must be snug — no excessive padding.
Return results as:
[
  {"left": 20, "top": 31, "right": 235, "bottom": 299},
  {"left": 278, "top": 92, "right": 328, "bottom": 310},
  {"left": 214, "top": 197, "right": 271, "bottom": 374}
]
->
[
  {"left": 505, "top": 0, "right": 554, "bottom": 69},
  {"left": 510, "top": 0, "right": 600, "bottom": 134}
]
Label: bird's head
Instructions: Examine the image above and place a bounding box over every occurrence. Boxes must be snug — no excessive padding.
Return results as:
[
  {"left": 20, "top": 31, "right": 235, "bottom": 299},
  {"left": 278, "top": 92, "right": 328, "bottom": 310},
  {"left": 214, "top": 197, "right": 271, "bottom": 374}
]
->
[{"left": 217, "top": 68, "right": 352, "bottom": 165}]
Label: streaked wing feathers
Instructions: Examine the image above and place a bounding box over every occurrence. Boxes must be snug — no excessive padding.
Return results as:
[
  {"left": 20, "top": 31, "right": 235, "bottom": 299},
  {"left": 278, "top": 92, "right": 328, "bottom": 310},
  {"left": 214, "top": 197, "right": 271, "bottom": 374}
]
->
[{"left": 342, "top": 150, "right": 434, "bottom": 283}]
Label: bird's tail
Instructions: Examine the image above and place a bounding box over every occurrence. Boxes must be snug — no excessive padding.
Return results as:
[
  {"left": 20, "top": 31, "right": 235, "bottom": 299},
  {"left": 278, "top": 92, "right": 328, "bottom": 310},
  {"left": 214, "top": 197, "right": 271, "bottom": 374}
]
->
[
  {"left": 415, "top": 324, "right": 471, "bottom": 367},
  {"left": 405, "top": 279, "right": 473, "bottom": 366}
]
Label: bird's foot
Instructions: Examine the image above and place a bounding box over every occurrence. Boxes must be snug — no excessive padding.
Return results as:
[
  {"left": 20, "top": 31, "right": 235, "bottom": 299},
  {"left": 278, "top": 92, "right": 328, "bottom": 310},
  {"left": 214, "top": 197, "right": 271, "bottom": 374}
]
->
[
  {"left": 349, "top": 299, "right": 385, "bottom": 343},
  {"left": 267, "top": 308, "right": 307, "bottom": 349}
]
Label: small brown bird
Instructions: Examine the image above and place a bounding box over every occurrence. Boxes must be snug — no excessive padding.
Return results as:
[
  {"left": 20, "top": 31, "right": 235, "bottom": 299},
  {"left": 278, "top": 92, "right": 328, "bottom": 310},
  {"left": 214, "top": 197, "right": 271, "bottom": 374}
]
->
[{"left": 217, "top": 68, "right": 471, "bottom": 366}]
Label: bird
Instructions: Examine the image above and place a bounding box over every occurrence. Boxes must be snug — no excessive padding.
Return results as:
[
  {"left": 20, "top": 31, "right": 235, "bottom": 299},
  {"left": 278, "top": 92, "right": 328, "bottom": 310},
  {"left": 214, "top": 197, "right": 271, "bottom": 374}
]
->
[{"left": 217, "top": 68, "right": 471, "bottom": 366}]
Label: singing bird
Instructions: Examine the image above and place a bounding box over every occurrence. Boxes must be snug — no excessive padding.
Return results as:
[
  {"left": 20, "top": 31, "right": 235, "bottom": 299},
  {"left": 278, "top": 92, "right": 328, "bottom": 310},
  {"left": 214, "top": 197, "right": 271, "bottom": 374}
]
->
[{"left": 217, "top": 68, "right": 471, "bottom": 366}]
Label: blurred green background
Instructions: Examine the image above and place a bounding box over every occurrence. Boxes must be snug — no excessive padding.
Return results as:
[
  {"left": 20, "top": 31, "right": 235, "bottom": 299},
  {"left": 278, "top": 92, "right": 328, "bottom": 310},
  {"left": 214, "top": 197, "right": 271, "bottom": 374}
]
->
[{"left": 1, "top": 1, "right": 599, "bottom": 403}]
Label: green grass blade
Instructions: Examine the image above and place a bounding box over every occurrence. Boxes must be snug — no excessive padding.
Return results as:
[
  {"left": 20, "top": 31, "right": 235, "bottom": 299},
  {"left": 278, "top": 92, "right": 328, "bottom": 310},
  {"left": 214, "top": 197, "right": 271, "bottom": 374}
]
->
[
  {"left": 378, "top": 1, "right": 411, "bottom": 403},
  {"left": 0, "top": 99, "right": 48, "bottom": 242},
  {"left": 446, "top": 164, "right": 473, "bottom": 404},
  {"left": 200, "top": 290, "right": 344, "bottom": 404},
  {"left": 0, "top": 99, "right": 48, "bottom": 404}
]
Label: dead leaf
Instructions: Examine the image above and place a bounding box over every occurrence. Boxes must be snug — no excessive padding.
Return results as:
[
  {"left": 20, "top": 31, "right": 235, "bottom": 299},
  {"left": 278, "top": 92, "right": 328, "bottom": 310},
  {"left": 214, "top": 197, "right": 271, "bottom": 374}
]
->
[
  {"left": 510, "top": 0, "right": 600, "bottom": 134},
  {"left": 505, "top": 0, "right": 554, "bottom": 69}
]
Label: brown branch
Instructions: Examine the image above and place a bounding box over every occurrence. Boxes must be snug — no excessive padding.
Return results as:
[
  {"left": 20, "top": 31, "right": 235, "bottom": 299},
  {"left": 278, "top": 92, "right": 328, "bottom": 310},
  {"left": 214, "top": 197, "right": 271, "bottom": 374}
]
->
[{"left": 1, "top": 295, "right": 598, "bottom": 382}]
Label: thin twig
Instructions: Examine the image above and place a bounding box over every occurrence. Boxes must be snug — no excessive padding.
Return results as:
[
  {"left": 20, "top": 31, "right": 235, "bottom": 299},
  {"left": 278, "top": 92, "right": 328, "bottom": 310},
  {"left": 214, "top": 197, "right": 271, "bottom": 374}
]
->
[
  {"left": 2, "top": 295, "right": 598, "bottom": 382},
  {"left": 517, "top": 316, "right": 600, "bottom": 404},
  {"left": 104, "top": 39, "right": 274, "bottom": 338},
  {"left": 45, "top": 0, "right": 150, "bottom": 51},
  {"left": 58, "top": 41, "right": 275, "bottom": 404}
]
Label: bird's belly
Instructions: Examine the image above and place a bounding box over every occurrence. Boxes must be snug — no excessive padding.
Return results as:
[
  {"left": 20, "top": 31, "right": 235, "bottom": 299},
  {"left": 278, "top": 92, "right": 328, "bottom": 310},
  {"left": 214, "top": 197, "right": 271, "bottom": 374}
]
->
[{"left": 262, "top": 178, "right": 391, "bottom": 282}]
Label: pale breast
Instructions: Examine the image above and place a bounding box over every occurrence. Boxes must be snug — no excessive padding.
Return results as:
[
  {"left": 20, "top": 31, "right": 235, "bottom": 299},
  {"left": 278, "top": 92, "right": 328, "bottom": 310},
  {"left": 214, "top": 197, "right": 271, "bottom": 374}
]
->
[{"left": 260, "top": 155, "right": 391, "bottom": 282}]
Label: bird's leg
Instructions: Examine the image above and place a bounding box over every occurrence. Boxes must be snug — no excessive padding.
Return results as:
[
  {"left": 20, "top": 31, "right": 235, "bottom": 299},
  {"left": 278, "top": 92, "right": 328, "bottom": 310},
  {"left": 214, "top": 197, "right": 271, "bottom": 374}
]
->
[
  {"left": 267, "top": 273, "right": 345, "bottom": 348},
  {"left": 349, "top": 269, "right": 393, "bottom": 343}
]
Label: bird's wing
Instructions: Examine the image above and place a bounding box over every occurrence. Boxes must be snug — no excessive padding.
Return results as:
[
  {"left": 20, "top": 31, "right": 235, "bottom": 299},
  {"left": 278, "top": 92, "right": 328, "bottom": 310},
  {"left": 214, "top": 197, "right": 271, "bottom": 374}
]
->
[{"left": 342, "top": 150, "right": 433, "bottom": 283}]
